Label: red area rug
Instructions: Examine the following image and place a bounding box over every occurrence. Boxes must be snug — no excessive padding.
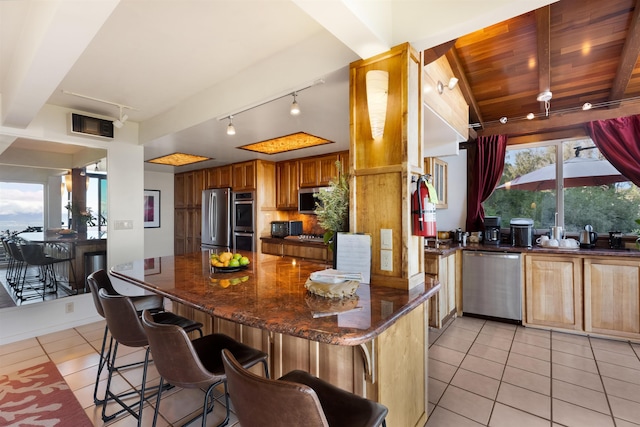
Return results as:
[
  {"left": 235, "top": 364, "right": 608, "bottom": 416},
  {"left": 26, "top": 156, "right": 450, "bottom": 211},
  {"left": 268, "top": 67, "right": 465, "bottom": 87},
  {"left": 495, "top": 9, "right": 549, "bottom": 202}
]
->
[{"left": 0, "top": 361, "right": 92, "bottom": 426}]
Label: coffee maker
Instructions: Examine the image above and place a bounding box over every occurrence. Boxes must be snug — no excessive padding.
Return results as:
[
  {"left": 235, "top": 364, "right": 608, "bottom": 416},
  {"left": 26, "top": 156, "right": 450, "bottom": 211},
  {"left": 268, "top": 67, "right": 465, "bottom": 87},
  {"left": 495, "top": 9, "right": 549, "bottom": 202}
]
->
[{"left": 483, "top": 216, "right": 501, "bottom": 245}]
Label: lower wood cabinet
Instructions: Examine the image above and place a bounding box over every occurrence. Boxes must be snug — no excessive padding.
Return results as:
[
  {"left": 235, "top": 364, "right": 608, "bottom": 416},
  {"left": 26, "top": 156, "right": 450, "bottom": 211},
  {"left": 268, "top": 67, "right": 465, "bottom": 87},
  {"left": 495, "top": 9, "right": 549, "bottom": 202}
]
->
[
  {"left": 524, "top": 254, "right": 583, "bottom": 331},
  {"left": 261, "top": 239, "right": 330, "bottom": 263},
  {"left": 584, "top": 257, "right": 640, "bottom": 340},
  {"left": 425, "top": 251, "right": 458, "bottom": 328}
]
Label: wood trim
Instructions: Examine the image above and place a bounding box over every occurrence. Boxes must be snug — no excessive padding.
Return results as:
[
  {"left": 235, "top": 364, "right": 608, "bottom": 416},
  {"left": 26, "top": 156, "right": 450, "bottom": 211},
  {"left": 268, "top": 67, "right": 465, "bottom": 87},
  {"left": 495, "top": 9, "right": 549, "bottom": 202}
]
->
[
  {"left": 536, "top": 6, "right": 551, "bottom": 115},
  {"left": 446, "top": 47, "right": 483, "bottom": 127},
  {"left": 476, "top": 101, "right": 640, "bottom": 137},
  {"left": 610, "top": 0, "right": 640, "bottom": 102}
]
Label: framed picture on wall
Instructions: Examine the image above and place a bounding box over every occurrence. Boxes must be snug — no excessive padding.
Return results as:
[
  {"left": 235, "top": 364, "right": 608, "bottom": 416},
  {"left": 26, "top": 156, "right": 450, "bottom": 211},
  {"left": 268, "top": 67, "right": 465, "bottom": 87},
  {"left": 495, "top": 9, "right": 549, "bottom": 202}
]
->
[{"left": 144, "top": 189, "right": 161, "bottom": 228}]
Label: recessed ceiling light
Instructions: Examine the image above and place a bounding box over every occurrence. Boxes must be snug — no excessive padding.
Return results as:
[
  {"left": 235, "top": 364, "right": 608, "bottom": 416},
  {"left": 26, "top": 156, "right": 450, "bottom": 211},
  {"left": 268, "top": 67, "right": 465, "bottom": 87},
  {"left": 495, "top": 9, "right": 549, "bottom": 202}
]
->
[
  {"left": 499, "top": 117, "right": 508, "bottom": 124},
  {"left": 146, "top": 153, "right": 212, "bottom": 167},
  {"left": 238, "top": 132, "right": 333, "bottom": 155},
  {"left": 582, "top": 102, "right": 592, "bottom": 111},
  {"left": 526, "top": 113, "right": 535, "bottom": 120}
]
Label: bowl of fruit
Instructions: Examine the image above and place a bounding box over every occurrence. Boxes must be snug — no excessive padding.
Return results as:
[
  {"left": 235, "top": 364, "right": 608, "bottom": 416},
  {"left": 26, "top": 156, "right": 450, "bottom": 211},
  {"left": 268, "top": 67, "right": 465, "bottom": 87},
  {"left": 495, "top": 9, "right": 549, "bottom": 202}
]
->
[{"left": 210, "top": 251, "right": 250, "bottom": 273}]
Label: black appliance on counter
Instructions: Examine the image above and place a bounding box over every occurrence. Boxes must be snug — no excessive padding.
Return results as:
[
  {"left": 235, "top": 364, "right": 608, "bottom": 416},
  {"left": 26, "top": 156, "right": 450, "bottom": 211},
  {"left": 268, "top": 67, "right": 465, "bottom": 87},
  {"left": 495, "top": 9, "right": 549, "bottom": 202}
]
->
[
  {"left": 483, "top": 216, "right": 501, "bottom": 245},
  {"left": 510, "top": 218, "right": 534, "bottom": 248},
  {"left": 270, "top": 220, "right": 303, "bottom": 238}
]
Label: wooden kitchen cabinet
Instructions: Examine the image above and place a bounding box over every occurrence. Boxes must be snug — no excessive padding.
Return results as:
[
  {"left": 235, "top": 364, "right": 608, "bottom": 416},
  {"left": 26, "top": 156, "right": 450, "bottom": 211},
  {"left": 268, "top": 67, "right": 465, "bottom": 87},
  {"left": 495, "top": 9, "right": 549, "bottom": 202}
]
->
[
  {"left": 276, "top": 160, "right": 299, "bottom": 209},
  {"left": 524, "top": 254, "right": 583, "bottom": 331},
  {"left": 175, "top": 170, "right": 204, "bottom": 208},
  {"left": 174, "top": 207, "right": 202, "bottom": 255},
  {"left": 262, "top": 241, "right": 284, "bottom": 256},
  {"left": 584, "top": 257, "right": 640, "bottom": 340},
  {"left": 299, "top": 154, "right": 340, "bottom": 188},
  {"left": 425, "top": 251, "right": 458, "bottom": 328},
  {"left": 261, "top": 238, "right": 330, "bottom": 262},
  {"left": 232, "top": 161, "right": 256, "bottom": 191},
  {"left": 205, "top": 165, "right": 232, "bottom": 189}
]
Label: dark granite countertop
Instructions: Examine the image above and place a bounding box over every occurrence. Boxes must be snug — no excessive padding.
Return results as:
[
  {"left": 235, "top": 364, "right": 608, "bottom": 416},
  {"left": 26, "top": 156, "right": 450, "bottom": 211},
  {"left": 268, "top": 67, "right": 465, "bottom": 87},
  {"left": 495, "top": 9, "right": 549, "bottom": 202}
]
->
[
  {"left": 110, "top": 251, "right": 440, "bottom": 346},
  {"left": 425, "top": 242, "right": 640, "bottom": 258}
]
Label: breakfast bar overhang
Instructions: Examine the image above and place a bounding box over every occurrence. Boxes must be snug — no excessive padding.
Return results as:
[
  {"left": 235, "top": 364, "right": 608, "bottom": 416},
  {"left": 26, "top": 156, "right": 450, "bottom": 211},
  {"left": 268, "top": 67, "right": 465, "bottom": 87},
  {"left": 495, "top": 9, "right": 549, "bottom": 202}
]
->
[{"left": 111, "top": 251, "right": 440, "bottom": 427}]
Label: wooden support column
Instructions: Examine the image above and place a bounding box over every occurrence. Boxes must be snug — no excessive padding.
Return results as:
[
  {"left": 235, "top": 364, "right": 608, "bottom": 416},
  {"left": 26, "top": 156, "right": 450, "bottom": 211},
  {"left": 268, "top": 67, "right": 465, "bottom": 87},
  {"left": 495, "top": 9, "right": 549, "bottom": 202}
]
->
[{"left": 349, "top": 43, "right": 424, "bottom": 290}]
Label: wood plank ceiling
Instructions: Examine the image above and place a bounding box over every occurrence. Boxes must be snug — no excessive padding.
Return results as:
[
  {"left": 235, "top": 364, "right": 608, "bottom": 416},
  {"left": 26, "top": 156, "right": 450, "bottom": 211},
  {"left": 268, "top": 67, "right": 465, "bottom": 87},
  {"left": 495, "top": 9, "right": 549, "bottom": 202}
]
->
[{"left": 436, "top": 0, "right": 640, "bottom": 140}]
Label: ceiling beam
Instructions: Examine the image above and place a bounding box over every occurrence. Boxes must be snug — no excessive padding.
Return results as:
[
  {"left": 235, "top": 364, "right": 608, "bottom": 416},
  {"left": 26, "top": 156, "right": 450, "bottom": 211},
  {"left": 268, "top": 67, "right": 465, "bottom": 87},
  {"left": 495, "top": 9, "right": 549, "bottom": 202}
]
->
[
  {"left": 446, "top": 47, "right": 484, "bottom": 128},
  {"left": 535, "top": 6, "right": 551, "bottom": 115},
  {"left": 476, "top": 101, "right": 640, "bottom": 137},
  {"left": 609, "top": 0, "right": 640, "bottom": 103}
]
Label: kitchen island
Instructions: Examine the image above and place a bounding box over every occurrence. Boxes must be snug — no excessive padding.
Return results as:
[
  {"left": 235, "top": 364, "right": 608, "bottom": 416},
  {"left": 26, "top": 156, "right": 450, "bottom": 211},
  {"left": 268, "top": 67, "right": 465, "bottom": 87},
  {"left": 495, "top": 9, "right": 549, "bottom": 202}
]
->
[{"left": 111, "top": 250, "right": 440, "bottom": 427}]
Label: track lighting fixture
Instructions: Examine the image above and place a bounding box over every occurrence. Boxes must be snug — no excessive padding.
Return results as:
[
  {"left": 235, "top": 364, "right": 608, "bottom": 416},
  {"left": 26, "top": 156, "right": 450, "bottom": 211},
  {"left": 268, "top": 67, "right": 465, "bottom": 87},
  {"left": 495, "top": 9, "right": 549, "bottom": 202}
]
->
[
  {"left": 216, "top": 79, "right": 324, "bottom": 134},
  {"left": 62, "top": 90, "right": 136, "bottom": 128},
  {"left": 113, "top": 106, "right": 129, "bottom": 128},
  {"left": 226, "top": 116, "right": 236, "bottom": 135},
  {"left": 290, "top": 92, "right": 300, "bottom": 115},
  {"left": 437, "top": 77, "right": 459, "bottom": 94}
]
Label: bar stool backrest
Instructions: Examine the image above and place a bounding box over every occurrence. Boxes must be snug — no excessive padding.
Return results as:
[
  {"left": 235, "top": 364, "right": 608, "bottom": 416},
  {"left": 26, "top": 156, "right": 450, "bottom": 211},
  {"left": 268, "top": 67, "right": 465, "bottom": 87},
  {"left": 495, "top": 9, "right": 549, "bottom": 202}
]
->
[
  {"left": 141, "top": 310, "right": 222, "bottom": 390},
  {"left": 221, "top": 348, "right": 329, "bottom": 427},
  {"left": 87, "top": 270, "right": 118, "bottom": 318},
  {"left": 98, "top": 289, "right": 148, "bottom": 348}
]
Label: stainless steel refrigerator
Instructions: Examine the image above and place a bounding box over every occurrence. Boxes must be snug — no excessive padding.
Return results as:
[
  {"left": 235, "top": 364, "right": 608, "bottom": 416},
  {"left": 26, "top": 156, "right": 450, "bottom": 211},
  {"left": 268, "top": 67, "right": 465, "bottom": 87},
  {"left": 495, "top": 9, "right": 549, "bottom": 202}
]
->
[{"left": 201, "top": 188, "right": 232, "bottom": 251}]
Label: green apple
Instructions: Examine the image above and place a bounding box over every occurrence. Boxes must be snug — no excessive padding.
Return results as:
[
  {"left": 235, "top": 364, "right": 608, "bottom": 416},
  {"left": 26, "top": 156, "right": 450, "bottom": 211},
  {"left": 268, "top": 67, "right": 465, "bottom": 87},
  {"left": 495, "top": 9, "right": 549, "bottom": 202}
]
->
[
  {"left": 229, "top": 259, "right": 240, "bottom": 267},
  {"left": 239, "top": 256, "right": 250, "bottom": 266}
]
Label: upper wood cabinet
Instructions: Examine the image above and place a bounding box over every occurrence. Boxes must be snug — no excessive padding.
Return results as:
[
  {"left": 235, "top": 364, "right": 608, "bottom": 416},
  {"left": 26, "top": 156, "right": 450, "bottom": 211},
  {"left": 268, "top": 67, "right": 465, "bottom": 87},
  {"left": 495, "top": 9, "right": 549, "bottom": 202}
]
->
[
  {"left": 175, "top": 174, "right": 186, "bottom": 208},
  {"left": 206, "top": 165, "right": 232, "bottom": 189},
  {"left": 175, "top": 170, "right": 204, "bottom": 208},
  {"left": 276, "top": 160, "right": 299, "bottom": 209},
  {"left": 524, "top": 254, "right": 583, "bottom": 331},
  {"left": 232, "top": 161, "right": 256, "bottom": 191},
  {"left": 424, "top": 157, "right": 448, "bottom": 209},
  {"left": 584, "top": 257, "right": 640, "bottom": 340},
  {"left": 299, "top": 152, "right": 348, "bottom": 188}
]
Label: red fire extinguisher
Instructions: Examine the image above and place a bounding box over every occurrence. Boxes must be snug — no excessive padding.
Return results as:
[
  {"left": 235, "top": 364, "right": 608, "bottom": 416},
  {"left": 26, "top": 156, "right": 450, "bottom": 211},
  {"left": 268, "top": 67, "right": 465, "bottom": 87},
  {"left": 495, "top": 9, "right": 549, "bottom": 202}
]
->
[{"left": 412, "top": 175, "right": 437, "bottom": 237}]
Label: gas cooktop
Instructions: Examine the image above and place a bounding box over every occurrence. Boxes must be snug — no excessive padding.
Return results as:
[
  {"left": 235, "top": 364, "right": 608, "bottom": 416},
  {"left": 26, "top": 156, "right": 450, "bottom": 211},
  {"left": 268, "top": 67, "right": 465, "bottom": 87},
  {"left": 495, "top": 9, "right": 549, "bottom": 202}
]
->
[{"left": 284, "top": 234, "right": 325, "bottom": 243}]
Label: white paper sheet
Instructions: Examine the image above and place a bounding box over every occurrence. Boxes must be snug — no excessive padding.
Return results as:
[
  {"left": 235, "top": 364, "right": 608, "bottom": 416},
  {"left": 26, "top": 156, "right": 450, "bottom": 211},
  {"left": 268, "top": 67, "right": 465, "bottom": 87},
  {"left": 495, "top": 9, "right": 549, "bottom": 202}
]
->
[{"left": 335, "top": 232, "right": 371, "bottom": 284}]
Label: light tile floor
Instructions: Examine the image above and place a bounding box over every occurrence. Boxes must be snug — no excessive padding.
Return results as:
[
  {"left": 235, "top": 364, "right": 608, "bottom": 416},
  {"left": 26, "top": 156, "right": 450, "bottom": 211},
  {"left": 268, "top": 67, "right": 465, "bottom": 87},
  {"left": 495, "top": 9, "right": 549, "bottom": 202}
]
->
[
  {"left": 2, "top": 317, "right": 640, "bottom": 426},
  {"left": 427, "top": 317, "right": 640, "bottom": 426}
]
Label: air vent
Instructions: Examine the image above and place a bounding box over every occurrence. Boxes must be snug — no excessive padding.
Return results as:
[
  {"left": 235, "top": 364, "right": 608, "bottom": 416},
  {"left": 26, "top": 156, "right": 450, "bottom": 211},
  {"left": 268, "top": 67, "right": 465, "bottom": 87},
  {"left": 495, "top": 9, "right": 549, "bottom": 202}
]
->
[{"left": 70, "top": 113, "right": 114, "bottom": 138}]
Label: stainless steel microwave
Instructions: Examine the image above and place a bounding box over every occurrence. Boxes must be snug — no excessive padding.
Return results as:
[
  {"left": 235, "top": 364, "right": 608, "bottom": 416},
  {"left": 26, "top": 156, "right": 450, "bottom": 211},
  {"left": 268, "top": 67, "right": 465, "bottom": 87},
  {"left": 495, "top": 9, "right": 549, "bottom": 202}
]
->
[{"left": 298, "top": 187, "right": 328, "bottom": 214}]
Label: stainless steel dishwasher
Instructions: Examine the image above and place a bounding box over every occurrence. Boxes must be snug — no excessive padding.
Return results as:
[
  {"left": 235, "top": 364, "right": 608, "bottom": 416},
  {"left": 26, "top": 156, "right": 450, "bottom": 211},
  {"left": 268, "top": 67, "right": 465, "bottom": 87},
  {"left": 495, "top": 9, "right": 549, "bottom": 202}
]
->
[{"left": 462, "top": 251, "right": 522, "bottom": 323}]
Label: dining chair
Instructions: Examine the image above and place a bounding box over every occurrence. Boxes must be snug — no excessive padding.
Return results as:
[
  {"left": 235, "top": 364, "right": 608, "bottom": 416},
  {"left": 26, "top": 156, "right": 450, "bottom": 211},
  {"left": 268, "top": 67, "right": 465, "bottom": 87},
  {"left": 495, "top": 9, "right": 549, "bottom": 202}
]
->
[
  {"left": 141, "top": 310, "right": 269, "bottom": 427},
  {"left": 222, "top": 348, "right": 388, "bottom": 427}
]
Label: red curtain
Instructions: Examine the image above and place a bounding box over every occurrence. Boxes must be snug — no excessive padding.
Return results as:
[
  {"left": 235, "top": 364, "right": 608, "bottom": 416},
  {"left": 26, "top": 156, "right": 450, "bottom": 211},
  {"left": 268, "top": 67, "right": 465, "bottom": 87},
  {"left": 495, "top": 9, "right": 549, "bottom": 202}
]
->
[
  {"left": 585, "top": 115, "right": 640, "bottom": 187},
  {"left": 466, "top": 134, "right": 508, "bottom": 231}
]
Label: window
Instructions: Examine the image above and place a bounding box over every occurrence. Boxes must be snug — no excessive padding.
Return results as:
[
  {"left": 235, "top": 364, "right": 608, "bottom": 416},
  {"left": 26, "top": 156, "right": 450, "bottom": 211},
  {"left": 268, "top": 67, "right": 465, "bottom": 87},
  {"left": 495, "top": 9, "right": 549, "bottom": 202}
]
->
[
  {"left": 0, "top": 182, "right": 44, "bottom": 233},
  {"left": 61, "top": 172, "right": 108, "bottom": 232},
  {"left": 484, "top": 138, "right": 640, "bottom": 235}
]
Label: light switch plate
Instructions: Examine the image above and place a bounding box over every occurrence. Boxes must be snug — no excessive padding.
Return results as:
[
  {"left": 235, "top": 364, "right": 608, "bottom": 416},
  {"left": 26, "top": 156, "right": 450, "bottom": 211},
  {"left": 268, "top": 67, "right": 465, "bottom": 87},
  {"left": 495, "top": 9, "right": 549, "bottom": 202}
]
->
[
  {"left": 381, "top": 249, "right": 393, "bottom": 271},
  {"left": 380, "top": 229, "right": 392, "bottom": 250},
  {"left": 113, "top": 220, "right": 133, "bottom": 230}
]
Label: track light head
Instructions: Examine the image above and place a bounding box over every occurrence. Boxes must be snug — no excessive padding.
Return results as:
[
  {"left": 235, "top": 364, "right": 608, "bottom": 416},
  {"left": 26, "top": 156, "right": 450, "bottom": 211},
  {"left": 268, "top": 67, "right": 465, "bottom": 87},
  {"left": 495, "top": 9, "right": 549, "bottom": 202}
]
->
[
  {"left": 226, "top": 116, "right": 236, "bottom": 135},
  {"left": 290, "top": 93, "right": 300, "bottom": 115},
  {"left": 437, "top": 77, "right": 459, "bottom": 94}
]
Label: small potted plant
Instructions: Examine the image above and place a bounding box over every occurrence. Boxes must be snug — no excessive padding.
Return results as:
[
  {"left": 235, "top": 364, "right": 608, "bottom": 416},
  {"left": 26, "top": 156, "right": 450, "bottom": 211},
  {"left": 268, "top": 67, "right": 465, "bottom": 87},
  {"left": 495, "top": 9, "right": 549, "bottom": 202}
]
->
[
  {"left": 314, "top": 161, "right": 349, "bottom": 264},
  {"left": 65, "top": 202, "right": 96, "bottom": 232}
]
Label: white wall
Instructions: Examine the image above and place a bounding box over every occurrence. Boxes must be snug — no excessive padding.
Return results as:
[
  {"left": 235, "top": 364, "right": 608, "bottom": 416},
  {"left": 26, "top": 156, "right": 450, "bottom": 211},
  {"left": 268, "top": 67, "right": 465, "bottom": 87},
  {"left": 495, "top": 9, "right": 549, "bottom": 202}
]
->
[
  {"left": 435, "top": 149, "right": 467, "bottom": 231},
  {"left": 144, "top": 170, "right": 175, "bottom": 258},
  {"left": 0, "top": 105, "right": 145, "bottom": 345}
]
